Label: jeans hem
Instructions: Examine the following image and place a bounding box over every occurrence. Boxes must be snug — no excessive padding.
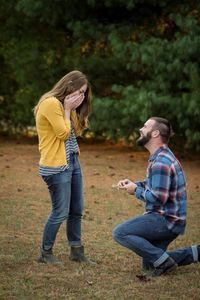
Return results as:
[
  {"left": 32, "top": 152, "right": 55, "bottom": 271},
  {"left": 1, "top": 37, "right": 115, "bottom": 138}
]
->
[
  {"left": 191, "top": 245, "right": 198, "bottom": 263},
  {"left": 43, "top": 246, "right": 53, "bottom": 251},
  {"left": 154, "top": 252, "right": 169, "bottom": 267},
  {"left": 69, "top": 241, "right": 82, "bottom": 247}
]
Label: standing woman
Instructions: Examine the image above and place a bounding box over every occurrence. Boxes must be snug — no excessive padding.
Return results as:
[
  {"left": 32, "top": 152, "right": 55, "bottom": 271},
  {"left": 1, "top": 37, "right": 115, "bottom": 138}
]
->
[{"left": 34, "top": 70, "right": 93, "bottom": 264}]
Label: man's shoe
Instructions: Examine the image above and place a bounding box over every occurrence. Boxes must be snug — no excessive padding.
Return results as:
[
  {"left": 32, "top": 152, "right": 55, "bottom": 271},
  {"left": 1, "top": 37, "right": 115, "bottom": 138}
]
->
[
  {"left": 37, "top": 248, "right": 62, "bottom": 265},
  {"left": 142, "top": 267, "right": 154, "bottom": 277},
  {"left": 149, "top": 257, "right": 177, "bottom": 277},
  {"left": 69, "top": 246, "right": 96, "bottom": 265},
  {"left": 197, "top": 245, "right": 200, "bottom": 262}
]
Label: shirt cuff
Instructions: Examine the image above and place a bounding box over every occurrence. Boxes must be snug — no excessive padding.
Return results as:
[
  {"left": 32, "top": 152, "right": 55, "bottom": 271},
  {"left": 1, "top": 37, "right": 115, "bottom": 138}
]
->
[{"left": 135, "top": 186, "right": 145, "bottom": 201}]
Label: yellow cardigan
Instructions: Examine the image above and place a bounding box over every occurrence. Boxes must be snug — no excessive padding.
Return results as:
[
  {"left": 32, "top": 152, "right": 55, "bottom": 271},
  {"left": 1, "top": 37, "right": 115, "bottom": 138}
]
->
[{"left": 36, "top": 97, "right": 81, "bottom": 167}]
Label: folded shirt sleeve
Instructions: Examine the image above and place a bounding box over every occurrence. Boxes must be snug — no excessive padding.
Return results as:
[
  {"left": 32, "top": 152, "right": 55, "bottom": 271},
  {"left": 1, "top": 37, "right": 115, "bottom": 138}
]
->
[
  {"left": 41, "top": 98, "right": 71, "bottom": 141},
  {"left": 135, "top": 162, "right": 171, "bottom": 205}
]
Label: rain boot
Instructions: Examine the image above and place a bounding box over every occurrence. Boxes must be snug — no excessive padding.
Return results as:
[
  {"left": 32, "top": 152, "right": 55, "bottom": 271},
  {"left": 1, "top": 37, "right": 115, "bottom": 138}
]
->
[
  {"left": 37, "top": 248, "right": 62, "bottom": 265},
  {"left": 69, "top": 246, "right": 96, "bottom": 265}
]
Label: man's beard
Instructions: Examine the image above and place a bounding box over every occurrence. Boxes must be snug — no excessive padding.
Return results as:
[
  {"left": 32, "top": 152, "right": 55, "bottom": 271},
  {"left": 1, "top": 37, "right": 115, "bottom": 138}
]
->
[{"left": 136, "top": 131, "right": 152, "bottom": 147}]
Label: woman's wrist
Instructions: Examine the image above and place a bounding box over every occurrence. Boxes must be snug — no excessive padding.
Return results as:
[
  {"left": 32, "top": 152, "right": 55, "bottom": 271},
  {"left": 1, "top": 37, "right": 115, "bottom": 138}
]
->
[{"left": 64, "top": 109, "right": 70, "bottom": 119}]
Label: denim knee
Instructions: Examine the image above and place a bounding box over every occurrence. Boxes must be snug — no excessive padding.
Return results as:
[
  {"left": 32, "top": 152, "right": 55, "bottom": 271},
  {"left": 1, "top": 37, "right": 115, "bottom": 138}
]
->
[
  {"left": 112, "top": 224, "right": 123, "bottom": 241},
  {"left": 49, "top": 212, "right": 68, "bottom": 224}
]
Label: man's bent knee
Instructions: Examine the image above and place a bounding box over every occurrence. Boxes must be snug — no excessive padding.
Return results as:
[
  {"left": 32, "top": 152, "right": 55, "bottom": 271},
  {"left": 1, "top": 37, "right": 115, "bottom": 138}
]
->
[{"left": 112, "top": 224, "right": 124, "bottom": 241}]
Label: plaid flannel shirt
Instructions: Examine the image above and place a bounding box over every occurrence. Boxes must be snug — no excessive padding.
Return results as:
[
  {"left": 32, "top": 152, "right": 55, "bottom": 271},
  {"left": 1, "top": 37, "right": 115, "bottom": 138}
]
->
[{"left": 135, "top": 146, "right": 187, "bottom": 234}]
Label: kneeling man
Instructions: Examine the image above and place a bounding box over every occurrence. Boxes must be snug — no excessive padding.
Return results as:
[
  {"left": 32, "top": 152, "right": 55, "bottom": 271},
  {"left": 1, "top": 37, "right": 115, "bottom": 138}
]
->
[{"left": 113, "top": 117, "right": 199, "bottom": 277}]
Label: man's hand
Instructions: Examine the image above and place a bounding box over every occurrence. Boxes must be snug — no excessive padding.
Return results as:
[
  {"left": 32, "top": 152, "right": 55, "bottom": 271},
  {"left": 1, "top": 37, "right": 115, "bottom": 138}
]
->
[{"left": 115, "top": 179, "right": 137, "bottom": 195}]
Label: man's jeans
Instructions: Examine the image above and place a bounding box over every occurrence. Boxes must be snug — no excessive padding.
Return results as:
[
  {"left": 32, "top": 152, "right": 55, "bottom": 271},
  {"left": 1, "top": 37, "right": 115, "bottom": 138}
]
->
[
  {"left": 113, "top": 213, "right": 199, "bottom": 268},
  {"left": 41, "top": 154, "right": 83, "bottom": 251}
]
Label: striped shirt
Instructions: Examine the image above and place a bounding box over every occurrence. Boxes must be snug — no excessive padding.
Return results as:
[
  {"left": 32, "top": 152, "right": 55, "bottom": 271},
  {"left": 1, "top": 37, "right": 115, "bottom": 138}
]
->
[
  {"left": 39, "top": 127, "right": 79, "bottom": 176},
  {"left": 135, "top": 145, "right": 187, "bottom": 234}
]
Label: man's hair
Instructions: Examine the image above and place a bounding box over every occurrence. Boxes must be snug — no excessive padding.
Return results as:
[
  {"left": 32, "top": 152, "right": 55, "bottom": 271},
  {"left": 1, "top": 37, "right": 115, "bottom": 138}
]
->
[{"left": 150, "top": 117, "right": 173, "bottom": 144}]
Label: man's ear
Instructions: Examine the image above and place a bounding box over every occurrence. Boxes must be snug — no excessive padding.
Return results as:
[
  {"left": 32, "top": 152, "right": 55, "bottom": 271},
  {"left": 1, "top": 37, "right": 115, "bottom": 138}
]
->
[{"left": 152, "top": 129, "right": 160, "bottom": 138}]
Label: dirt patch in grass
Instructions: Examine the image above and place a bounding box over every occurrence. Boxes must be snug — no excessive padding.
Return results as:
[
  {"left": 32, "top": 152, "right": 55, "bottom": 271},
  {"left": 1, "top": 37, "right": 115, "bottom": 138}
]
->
[{"left": 0, "top": 138, "right": 200, "bottom": 300}]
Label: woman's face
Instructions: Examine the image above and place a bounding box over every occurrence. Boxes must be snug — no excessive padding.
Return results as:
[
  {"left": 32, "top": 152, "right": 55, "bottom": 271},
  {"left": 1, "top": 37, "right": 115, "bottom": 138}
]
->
[
  {"left": 79, "top": 84, "right": 88, "bottom": 95},
  {"left": 72, "top": 83, "right": 88, "bottom": 108}
]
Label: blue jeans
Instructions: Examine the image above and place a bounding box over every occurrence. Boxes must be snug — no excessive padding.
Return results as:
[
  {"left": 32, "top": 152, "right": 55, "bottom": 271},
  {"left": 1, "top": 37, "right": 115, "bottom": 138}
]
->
[
  {"left": 41, "top": 154, "right": 83, "bottom": 251},
  {"left": 113, "top": 213, "right": 199, "bottom": 268}
]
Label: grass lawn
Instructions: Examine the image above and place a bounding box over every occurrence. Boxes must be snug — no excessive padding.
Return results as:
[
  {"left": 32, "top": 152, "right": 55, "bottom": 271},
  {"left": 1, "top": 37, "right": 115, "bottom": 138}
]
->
[{"left": 0, "top": 138, "right": 200, "bottom": 300}]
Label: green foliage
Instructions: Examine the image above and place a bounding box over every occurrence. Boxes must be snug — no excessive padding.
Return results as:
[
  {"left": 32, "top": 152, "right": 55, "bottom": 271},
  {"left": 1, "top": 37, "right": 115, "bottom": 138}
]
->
[{"left": 0, "top": 0, "right": 200, "bottom": 150}]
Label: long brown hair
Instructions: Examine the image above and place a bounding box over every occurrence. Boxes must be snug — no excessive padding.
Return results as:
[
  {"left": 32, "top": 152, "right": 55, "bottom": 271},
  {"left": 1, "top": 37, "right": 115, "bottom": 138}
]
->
[{"left": 34, "top": 70, "right": 92, "bottom": 129}]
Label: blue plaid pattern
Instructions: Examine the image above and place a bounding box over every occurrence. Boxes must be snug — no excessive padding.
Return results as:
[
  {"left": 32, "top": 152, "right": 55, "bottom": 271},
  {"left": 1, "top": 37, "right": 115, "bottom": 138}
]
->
[{"left": 135, "top": 146, "right": 187, "bottom": 234}]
